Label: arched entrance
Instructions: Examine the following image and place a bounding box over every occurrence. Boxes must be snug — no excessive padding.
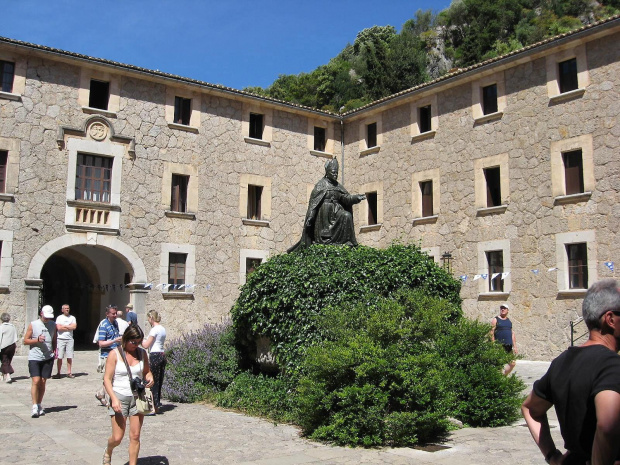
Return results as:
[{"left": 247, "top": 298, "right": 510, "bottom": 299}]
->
[{"left": 26, "top": 234, "right": 148, "bottom": 349}]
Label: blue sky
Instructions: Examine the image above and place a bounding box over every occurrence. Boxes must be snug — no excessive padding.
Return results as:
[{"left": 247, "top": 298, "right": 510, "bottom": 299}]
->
[{"left": 1, "top": 0, "right": 451, "bottom": 90}]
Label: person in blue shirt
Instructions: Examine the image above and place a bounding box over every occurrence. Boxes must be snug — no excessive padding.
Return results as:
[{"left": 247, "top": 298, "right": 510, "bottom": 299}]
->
[
  {"left": 490, "top": 304, "right": 517, "bottom": 375},
  {"left": 95, "top": 305, "right": 121, "bottom": 406}
]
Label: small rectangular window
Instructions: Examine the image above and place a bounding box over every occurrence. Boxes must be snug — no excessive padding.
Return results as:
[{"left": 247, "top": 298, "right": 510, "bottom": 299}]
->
[
  {"left": 171, "top": 174, "right": 189, "bottom": 212},
  {"left": 484, "top": 167, "right": 501, "bottom": 207},
  {"left": 174, "top": 96, "right": 191, "bottom": 125},
  {"left": 247, "top": 184, "right": 263, "bottom": 220},
  {"left": 420, "top": 180, "right": 433, "bottom": 217},
  {"left": 246, "top": 257, "right": 262, "bottom": 277},
  {"left": 89, "top": 80, "right": 110, "bottom": 110},
  {"left": 75, "top": 154, "right": 112, "bottom": 203},
  {"left": 314, "top": 126, "right": 326, "bottom": 152},
  {"left": 567, "top": 243, "right": 588, "bottom": 289},
  {"left": 366, "top": 191, "right": 378, "bottom": 225},
  {"left": 558, "top": 58, "right": 578, "bottom": 94},
  {"left": 486, "top": 250, "right": 504, "bottom": 292},
  {"left": 249, "top": 113, "right": 264, "bottom": 140},
  {"left": 419, "top": 105, "right": 432, "bottom": 133},
  {"left": 0, "top": 60, "right": 15, "bottom": 93},
  {"left": 168, "top": 253, "right": 187, "bottom": 287},
  {"left": 563, "top": 150, "right": 584, "bottom": 195},
  {"left": 0, "top": 150, "right": 7, "bottom": 193},
  {"left": 366, "top": 122, "right": 377, "bottom": 148},
  {"left": 482, "top": 84, "right": 498, "bottom": 115}
]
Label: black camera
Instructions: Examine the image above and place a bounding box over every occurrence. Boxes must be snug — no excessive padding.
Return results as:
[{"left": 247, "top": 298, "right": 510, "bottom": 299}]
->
[{"left": 131, "top": 378, "right": 146, "bottom": 393}]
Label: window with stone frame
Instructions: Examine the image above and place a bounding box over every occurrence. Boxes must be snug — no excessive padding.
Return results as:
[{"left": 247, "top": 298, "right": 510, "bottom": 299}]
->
[
  {"left": 314, "top": 126, "right": 326, "bottom": 152},
  {"left": 366, "top": 191, "right": 378, "bottom": 225},
  {"left": 366, "top": 122, "right": 377, "bottom": 148},
  {"left": 482, "top": 84, "right": 498, "bottom": 115},
  {"left": 174, "top": 96, "right": 191, "bottom": 125},
  {"left": 89, "top": 79, "right": 110, "bottom": 110},
  {"left": 558, "top": 58, "right": 578, "bottom": 94},
  {"left": 0, "top": 60, "right": 15, "bottom": 93},
  {"left": 419, "top": 105, "right": 432, "bottom": 134},
  {"left": 246, "top": 257, "right": 262, "bottom": 277},
  {"left": 247, "top": 184, "right": 263, "bottom": 220},
  {"left": 168, "top": 252, "right": 186, "bottom": 288},
  {"left": 75, "top": 153, "right": 112, "bottom": 203},
  {"left": 420, "top": 180, "right": 433, "bottom": 217},
  {"left": 484, "top": 166, "right": 502, "bottom": 207},
  {"left": 0, "top": 150, "right": 7, "bottom": 193},
  {"left": 249, "top": 113, "right": 264, "bottom": 140},
  {"left": 486, "top": 250, "right": 504, "bottom": 292},
  {"left": 171, "top": 174, "right": 189, "bottom": 212},
  {"left": 563, "top": 149, "right": 584, "bottom": 195},
  {"left": 567, "top": 243, "right": 588, "bottom": 289}
]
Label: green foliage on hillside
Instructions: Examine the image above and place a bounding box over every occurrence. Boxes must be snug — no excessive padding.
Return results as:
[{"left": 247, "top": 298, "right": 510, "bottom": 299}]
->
[{"left": 245, "top": 1, "right": 618, "bottom": 112}]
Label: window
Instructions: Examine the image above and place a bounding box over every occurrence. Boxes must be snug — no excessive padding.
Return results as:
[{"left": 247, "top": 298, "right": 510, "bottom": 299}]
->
[
  {"left": 171, "top": 174, "right": 189, "bottom": 212},
  {"left": 89, "top": 80, "right": 110, "bottom": 110},
  {"left": 246, "top": 258, "right": 262, "bottom": 276},
  {"left": 75, "top": 154, "right": 112, "bottom": 203},
  {"left": 366, "top": 192, "right": 378, "bottom": 225},
  {"left": 366, "top": 122, "right": 377, "bottom": 148},
  {"left": 482, "top": 84, "right": 498, "bottom": 115},
  {"left": 247, "top": 185, "right": 263, "bottom": 220},
  {"left": 558, "top": 58, "right": 578, "bottom": 94},
  {"left": 1, "top": 61, "right": 15, "bottom": 93},
  {"left": 563, "top": 150, "right": 584, "bottom": 195},
  {"left": 174, "top": 96, "right": 191, "bottom": 125},
  {"left": 566, "top": 243, "right": 588, "bottom": 289},
  {"left": 314, "top": 126, "right": 326, "bottom": 152},
  {"left": 249, "top": 113, "right": 264, "bottom": 140},
  {"left": 487, "top": 251, "right": 504, "bottom": 292},
  {"left": 168, "top": 253, "right": 186, "bottom": 287},
  {"left": 419, "top": 105, "right": 432, "bottom": 133},
  {"left": 0, "top": 230, "right": 13, "bottom": 289},
  {"left": 0, "top": 150, "right": 7, "bottom": 193},
  {"left": 484, "top": 167, "right": 501, "bottom": 207},
  {"left": 420, "top": 180, "right": 433, "bottom": 217}
]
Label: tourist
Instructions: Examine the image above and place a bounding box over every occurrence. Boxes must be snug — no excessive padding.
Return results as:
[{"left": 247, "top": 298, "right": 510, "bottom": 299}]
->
[
  {"left": 125, "top": 303, "right": 137, "bottom": 326},
  {"left": 490, "top": 304, "right": 517, "bottom": 375},
  {"left": 143, "top": 310, "right": 166, "bottom": 413},
  {"left": 522, "top": 279, "right": 620, "bottom": 464},
  {"left": 54, "top": 304, "right": 77, "bottom": 378},
  {"left": 0, "top": 312, "right": 18, "bottom": 383},
  {"left": 95, "top": 305, "right": 122, "bottom": 406},
  {"left": 103, "top": 324, "right": 153, "bottom": 465}
]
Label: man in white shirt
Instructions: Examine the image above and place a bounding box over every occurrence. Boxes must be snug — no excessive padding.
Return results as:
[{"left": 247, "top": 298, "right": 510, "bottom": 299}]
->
[
  {"left": 116, "top": 309, "right": 129, "bottom": 335},
  {"left": 54, "top": 304, "right": 77, "bottom": 379}
]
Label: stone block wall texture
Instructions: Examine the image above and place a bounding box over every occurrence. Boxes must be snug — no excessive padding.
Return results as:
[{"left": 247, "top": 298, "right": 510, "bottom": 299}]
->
[{"left": 0, "top": 24, "right": 618, "bottom": 360}]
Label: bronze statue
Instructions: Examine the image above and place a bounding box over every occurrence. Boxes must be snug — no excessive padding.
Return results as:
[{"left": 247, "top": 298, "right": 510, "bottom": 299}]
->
[{"left": 288, "top": 158, "right": 366, "bottom": 252}]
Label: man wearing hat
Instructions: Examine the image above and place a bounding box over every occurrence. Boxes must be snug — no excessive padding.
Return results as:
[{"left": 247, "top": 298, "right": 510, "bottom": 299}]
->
[
  {"left": 125, "top": 302, "right": 137, "bottom": 326},
  {"left": 23, "top": 305, "right": 57, "bottom": 418},
  {"left": 522, "top": 279, "right": 620, "bottom": 464},
  {"left": 490, "top": 304, "right": 517, "bottom": 375}
]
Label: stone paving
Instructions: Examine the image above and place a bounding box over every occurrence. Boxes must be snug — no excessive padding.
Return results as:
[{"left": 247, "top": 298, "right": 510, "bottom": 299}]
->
[{"left": 0, "top": 351, "right": 561, "bottom": 464}]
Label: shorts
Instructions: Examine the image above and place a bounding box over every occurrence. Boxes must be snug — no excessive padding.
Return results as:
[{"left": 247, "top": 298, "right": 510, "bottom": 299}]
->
[
  {"left": 57, "top": 339, "right": 74, "bottom": 359},
  {"left": 108, "top": 392, "right": 139, "bottom": 417},
  {"left": 28, "top": 358, "right": 54, "bottom": 378}
]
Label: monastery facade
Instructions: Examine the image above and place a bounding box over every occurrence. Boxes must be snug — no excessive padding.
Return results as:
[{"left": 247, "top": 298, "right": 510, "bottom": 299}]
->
[{"left": 0, "top": 16, "right": 618, "bottom": 359}]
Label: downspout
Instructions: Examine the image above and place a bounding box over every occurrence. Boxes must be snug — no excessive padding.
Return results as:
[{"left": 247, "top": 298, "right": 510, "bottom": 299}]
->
[{"left": 340, "top": 119, "right": 345, "bottom": 186}]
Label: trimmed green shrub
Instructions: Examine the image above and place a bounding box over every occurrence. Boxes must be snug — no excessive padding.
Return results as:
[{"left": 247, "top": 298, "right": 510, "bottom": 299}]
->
[
  {"left": 232, "top": 244, "right": 461, "bottom": 374},
  {"left": 162, "top": 320, "right": 240, "bottom": 403}
]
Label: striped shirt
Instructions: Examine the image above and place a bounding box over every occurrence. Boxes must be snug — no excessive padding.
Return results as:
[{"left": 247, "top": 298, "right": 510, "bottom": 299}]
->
[{"left": 98, "top": 318, "right": 120, "bottom": 358}]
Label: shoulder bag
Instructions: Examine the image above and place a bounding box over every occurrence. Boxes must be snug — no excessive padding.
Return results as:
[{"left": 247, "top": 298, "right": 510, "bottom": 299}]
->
[{"left": 118, "top": 346, "right": 155, "bottom": 415}]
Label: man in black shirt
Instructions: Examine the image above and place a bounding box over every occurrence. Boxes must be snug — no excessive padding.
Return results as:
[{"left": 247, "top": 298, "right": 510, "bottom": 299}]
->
[{"left": 522, "top": 279, "right": 620, "bottom": 465}]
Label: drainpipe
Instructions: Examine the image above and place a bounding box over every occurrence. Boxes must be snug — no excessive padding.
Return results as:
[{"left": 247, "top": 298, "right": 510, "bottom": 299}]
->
[{"left": 340, "top": 119, "right": 345, "bottom": 186}]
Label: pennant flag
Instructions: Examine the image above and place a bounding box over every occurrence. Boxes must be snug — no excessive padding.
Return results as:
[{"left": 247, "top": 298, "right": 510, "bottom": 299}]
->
[
  {"left": 491, "top": 273, "right": 500, "bottom": 280},
  {"left": 481, "top": 274, "right": 488, "bottom": 280},
  {"left": 144, "top": 283, "right": 153, "bottom": 289},
  {"left": 177, "top": 284, "right": 185, "bottom": 290},
  {"left": 605, "top": 261, "right": 614, "bottom": 272},
  {"left": 459, "top": 275, "right": 468, "bottom": 282},
  {"left": 548, "top": 267, "right": 558, "bottom": 272},
  {"left": 155, "top": 283, "right": 164, "bottom": 290},
  {"left": 473, "top": 274, "right": 481, "bottom": 281},
  {"left": 531, "top": 269, "right": 539, "bottom": 275},
  {"left": 206, "top": 284, "right": 212, "bottom": 291},
  {"left": 501, "top": 272, "right": 510, "bottom": 280}
]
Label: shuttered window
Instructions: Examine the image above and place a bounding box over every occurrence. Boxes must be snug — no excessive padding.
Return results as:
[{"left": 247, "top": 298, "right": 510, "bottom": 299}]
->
[
  {"left": 174, "top": 97, "right": 191, "bottom": 125},
  {"left": 563, "top": 150, "right": 584, "bottom": 195},
  {"left": 171, "top": 174, "right": 189, "bottom": 212},
  {"left": 487, "top": 250, "right": 504, "bottom": 292},
  {"left": 567, "top": 243, "right": 588, "bottom": 289},
  {"left": 75, "top": 154, "right": 112, "bottom": 203},
  {"left": 420, "top": 180, "right": 433, "bottom": 217}
]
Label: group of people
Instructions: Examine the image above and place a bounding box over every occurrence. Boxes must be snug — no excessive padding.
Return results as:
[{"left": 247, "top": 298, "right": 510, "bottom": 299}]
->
[{"left": 15, "top": 302, "right": 166, "bottom": 465}]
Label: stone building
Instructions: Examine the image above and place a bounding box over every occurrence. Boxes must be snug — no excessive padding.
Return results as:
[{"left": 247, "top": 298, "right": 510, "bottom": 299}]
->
[{"left": 0, "top": 16, "right": 618, "bottom": 358}]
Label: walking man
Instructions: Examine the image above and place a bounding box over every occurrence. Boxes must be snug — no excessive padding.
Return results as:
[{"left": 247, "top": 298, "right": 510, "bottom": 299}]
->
[
  {"left": 23, "top": 305, "right": 57, "bottom": 418},
  {"left": 125, "top": 302, "right": 137, "bottom": 326},
  {"left": 95, "top": 305, "right": 121, "bottom": 405},
  {"left": 54, "top": 304, "right": 77, "bottom": 378},
  {"left": 522, "top": 279, "right": 620, "bottom": 465},
  {"left": 490, "top": 304, "right": 517, "bottom": 375}
]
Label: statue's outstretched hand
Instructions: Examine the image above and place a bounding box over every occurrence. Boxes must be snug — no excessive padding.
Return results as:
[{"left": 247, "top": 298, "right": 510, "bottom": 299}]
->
[{"left": 358, "top": 194, "right": 367, "bottom": 201}]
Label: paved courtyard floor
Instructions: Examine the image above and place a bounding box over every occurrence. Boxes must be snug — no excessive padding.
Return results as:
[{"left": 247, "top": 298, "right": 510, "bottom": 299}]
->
[{"left": 0, "top": 351, "right": 561, "bottom": 464}]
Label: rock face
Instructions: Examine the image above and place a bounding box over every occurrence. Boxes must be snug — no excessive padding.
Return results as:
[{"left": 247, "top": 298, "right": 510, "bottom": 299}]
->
[{"left": 0, "top": 20, "right": 618, "bottom": 360}]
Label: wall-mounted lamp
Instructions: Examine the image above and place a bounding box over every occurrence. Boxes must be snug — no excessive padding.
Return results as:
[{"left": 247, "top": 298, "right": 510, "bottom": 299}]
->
[{"left": 441, "top": 251, "right": 453, "bottom": 274}]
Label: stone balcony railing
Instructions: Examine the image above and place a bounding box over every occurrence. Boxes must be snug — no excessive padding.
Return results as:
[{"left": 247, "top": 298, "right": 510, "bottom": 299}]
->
[{"left": 66, "top": 200, "right": 120, "bottom": 234}]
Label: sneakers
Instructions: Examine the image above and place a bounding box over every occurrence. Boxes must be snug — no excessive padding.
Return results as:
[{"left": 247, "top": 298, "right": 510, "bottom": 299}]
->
[
  {"left": 38, "top": 406, "right": 45, "bottom": 416},
  {"left": 31, "top": 405, "right": 39, "bottom": 418}
]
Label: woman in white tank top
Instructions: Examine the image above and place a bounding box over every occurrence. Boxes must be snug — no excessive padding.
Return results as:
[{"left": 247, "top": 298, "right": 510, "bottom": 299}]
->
[{"left": 103, "top": 325, "right": 153, "bottom": 465}]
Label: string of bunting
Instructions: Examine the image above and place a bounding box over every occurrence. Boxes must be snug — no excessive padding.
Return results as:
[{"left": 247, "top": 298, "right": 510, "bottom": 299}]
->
[{"left": 458, "top": 261, "right": 614, "bottom": 283}]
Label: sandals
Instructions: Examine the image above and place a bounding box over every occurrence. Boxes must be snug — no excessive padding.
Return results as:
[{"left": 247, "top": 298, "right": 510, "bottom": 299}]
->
[
  {"left": 102, "top": 448, "right": 111, "bottom": 465},
  {"left": 95, "top": 393, "right": 108, "bottom": 407}
]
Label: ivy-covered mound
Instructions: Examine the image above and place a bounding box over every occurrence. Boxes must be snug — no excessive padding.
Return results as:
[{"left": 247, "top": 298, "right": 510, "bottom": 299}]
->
[{"left": 227, "top": 244, "right": 524, "bottom": 446}]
